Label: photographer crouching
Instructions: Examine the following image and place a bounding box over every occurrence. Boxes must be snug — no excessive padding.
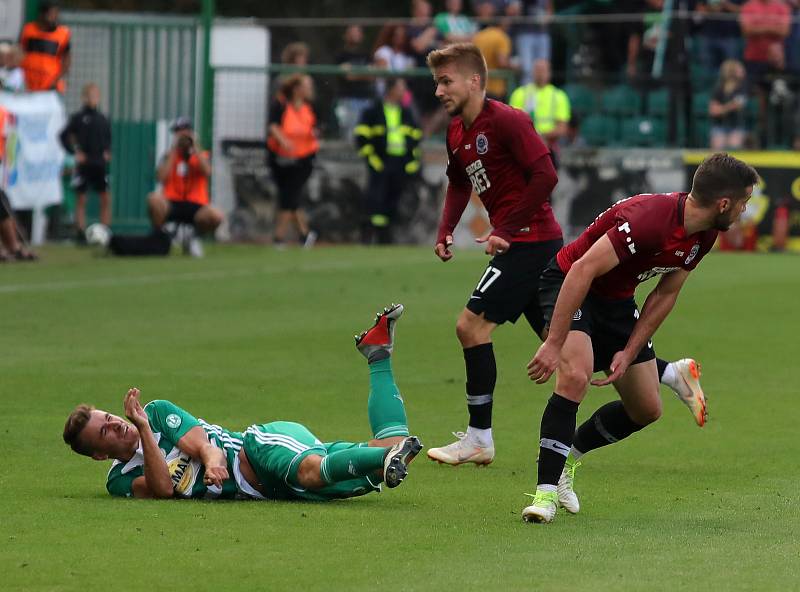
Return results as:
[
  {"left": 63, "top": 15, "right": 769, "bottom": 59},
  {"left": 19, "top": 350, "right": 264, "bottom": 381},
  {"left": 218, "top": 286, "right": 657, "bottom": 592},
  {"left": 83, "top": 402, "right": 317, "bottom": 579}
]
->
[{"left": 147, "top": 117, "right": 224, "bottom": 257}]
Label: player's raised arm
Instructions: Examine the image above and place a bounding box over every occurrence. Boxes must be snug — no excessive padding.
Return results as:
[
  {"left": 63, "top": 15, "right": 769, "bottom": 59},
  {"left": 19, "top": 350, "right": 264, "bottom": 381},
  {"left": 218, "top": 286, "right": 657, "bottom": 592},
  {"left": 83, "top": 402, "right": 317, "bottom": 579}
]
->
[
  {"left": 123, "top": 389, "right": 173, "bottom": 498},
  {"left": 527, "top": 235, "right": 619, "bottom": 383},
  {"left": 593, "top": 269, "right": 690, "bottom": 386},
  {"left": 177, "top": 426, "right": 229, "bottom": 488}
]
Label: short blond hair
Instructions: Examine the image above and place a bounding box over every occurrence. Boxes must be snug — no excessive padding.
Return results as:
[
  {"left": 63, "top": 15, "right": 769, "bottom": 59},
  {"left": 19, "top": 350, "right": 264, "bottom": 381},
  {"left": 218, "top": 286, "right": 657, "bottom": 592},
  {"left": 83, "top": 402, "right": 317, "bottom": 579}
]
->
[{"left": 426, "top": 43, "right": 488, "bottom": 90}]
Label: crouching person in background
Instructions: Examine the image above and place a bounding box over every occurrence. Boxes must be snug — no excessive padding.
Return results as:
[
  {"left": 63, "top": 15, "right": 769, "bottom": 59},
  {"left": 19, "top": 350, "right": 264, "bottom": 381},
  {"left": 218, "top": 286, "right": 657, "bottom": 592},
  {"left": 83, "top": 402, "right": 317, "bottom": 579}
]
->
[{"left": 147, "top": 117, "right": 224, "bottom": 258}]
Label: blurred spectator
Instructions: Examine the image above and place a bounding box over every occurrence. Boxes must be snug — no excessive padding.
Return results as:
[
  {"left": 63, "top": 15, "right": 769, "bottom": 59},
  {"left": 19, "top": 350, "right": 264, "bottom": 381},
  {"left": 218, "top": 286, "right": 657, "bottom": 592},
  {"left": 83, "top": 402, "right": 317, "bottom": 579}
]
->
[
  {"left": 19, "top": 0, "right": 70, "bottom": 93},
  {"left": 355, "top": 78, "right": 421, "bottom": 245},
  {"left": 739, "top": 0, "right": 791, "bottom": 86},
  {"left": 148, "top": 118, "right": 223, "bottom": 257},
  {"left": 373, "top": 24, "right": 416, "bottom": 71},
  {"left": 407, "top": 0, "right": 444, "bottom": 125},
  {"left": 3, "top": 45, "right": 26, "bottom": 92},
  {"left": 60, "top": 83, "right": 112, "bottom": 242},
  {"left": 508, "top": 59, "right": 570, "bottom": 163},
  {"left": 0, "top": 105, "right": 36, "bottom": 261},
  {"left": 694, "top": 0, "right": 745, "bottom": 74},
  {"left": 335, "top": 25, "right": 375, "bottom": 140},
  {"left": 408, "top": 0, "right": 442, "bottom": 65},
  {"left": 708, "top": 59, "right": 748, "bottom": 149},
  {"left": 267, "top": 74, "right": 319, "bottom": 248},
  {"left": 760, "top": 42, "right": 797, "bottom": 145},
  {"left": 434, "top": 0, "right": 478, "bottom": 43},
  {"left": 507, "top": 0, "right": 553, "bottom": 85},
  {"left": 627, "top": 0, "right": 691, "bottom": 144},
  {"left": 280, "top": 42, "right": 310, "bottom": 67},
  {"left": 794, "top": 101, "right": 800, "bottom": 149},
  {"left": 473, "top": 1, "right": 513, "bottom": 100}
]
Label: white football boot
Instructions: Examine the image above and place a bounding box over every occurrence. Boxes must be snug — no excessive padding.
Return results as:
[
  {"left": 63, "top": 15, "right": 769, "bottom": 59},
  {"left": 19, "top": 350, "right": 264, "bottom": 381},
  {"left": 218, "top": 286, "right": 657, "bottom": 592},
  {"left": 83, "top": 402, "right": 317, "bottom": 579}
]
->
[
  {"left": 667, "top": 358, "right": 707, "bottom": 427},
  {"left": 427, "top": 431, "right": 495, "bottom": 466},
  {"left": 522, "top": 489, "right": 559, "bottom": 523},
  {"left": 557, "top": 457, "right": 581, "bottom": 514}
]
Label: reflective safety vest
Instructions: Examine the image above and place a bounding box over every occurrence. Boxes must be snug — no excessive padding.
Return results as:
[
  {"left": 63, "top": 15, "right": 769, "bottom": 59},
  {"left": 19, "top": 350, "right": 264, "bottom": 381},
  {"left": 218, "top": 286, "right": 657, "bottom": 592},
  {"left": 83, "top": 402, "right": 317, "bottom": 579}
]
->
[
  {"left": 383, "top": 104, "right": 406, "bottom": 157},
  {"left": 20, "top": 22, "right": 71, "bottom": 93},
  {"left": 162, "top": 151, "right": 210, "bottom": 205},
  {"left": 354, "top": 100, "right": 422, "bottom": 174},
  {"left": 508, "top": 83, "right": 571, "bottom": 136}
]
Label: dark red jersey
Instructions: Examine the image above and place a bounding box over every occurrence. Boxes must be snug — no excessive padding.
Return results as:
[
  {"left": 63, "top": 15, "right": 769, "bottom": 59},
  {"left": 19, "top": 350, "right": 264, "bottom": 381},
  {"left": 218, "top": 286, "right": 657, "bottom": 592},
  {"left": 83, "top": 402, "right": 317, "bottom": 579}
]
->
[
  {"left": 438, "top": 99, "right": 562, "bottom": 245},
  {"left": 556, "top": 193, "right": 718, "bottom": 300}
]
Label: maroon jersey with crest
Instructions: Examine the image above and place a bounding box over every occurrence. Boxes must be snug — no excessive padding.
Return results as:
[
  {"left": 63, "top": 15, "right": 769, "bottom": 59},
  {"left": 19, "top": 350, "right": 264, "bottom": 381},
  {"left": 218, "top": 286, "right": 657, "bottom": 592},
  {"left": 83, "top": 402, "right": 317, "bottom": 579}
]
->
[
  {"left": 438, "top": 99, "right": 562, "bottom": 244},
  {"left": 557, "top": 193, "right": 718, "bottom": 300}
]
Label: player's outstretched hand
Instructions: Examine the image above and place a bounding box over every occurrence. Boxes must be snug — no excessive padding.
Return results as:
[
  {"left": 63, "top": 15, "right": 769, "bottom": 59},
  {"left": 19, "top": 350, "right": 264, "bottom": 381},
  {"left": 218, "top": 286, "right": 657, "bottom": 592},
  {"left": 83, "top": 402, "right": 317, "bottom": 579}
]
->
[
  {"left": 203, "top": 466, "right": 229, "bottom": 488},
  {"left": 527, "top": 341, "right": 560, "bottom": 384},
  {"left": 123, "top": 388, "right": 149, "bottom": 428},
  {"left": 434, "top": 234, "right": 454, "bottom": 261},
  {"left": 476, "top": 233, "right": 510, "bottom": 256},
  {"left": 591, "top": 350, "right": 633, "bottom": 386}
]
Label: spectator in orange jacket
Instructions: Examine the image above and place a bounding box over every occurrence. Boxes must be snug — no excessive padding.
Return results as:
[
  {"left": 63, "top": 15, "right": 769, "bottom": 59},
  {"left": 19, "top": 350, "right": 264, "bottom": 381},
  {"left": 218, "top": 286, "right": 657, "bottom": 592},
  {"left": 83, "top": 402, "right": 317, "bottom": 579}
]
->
[{"left": 19, "top": 1, "right": 71, "bottom": 93}]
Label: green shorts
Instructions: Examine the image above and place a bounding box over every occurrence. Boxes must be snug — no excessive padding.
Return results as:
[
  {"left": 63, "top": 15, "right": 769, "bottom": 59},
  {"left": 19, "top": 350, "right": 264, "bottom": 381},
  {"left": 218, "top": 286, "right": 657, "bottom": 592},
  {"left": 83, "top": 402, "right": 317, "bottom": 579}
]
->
[{"left": 243, "top": 421, "right": 381, "bottom": 501}]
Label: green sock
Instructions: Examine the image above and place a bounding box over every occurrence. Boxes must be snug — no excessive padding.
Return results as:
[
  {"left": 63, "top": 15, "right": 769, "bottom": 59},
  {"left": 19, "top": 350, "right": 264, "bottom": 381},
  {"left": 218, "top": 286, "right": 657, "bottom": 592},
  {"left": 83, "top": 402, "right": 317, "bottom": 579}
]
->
[
  {"left": 319, "top": 446, "right": 387, "bottom": 484},
  {"left": 368, "top": 358, "right": 409, "bottom": 440}
]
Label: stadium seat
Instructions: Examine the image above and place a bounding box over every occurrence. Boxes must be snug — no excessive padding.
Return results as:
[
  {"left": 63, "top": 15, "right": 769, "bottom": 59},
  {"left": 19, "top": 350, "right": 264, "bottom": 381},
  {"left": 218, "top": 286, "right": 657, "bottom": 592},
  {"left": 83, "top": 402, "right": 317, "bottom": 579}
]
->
[
  {"left": 692, "top": 117, "right": 711, "bottom": 148},
  {"left": 563, "top": 83, "right": 599, "bottom": 117},
  {"left": 646, "top": 88, "right": 670, "bottom": 117},
  {"left": 692, "top": 92, "right": 711, "bottom": 118},
  {"left": 580, "top": 114, "right": 618, "bottom": 146},
  {"left": 619, "top": 117, "right": 666, "bottom": 147},
  {"left": 601, "top": 85, "right": 642, "bottom": 116}
]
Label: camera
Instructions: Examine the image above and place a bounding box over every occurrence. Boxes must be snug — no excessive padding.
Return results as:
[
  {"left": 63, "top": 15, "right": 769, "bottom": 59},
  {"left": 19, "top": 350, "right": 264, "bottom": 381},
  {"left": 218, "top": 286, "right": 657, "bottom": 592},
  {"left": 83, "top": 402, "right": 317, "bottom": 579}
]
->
[{"left": 177, "top": 134, "right": 194, "bottom": 158}]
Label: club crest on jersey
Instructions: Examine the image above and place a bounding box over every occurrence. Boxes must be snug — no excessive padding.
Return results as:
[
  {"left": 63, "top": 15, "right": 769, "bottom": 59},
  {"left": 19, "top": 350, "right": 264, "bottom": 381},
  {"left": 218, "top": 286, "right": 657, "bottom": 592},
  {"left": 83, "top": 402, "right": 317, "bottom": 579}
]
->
[
  {"left": 476, "top": 133, "right": 489, "bottom": 154},
  {"left": 685, "top": 243, "right": 700, "bottom": 265},
  {"left": 573, "top": 309, "right": 582, "bottom": 321}
]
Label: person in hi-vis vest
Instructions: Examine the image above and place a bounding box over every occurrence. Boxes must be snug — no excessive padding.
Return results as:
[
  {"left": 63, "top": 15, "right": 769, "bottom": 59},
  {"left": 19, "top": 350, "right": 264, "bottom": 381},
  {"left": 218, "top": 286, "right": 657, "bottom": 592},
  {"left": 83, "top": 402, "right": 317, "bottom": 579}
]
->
[
  {"left": 19, "top": 1, "right": 71, "bottom": 93},
  {"left": 354, "top": 78, "right": 422, "bottom": 245},
  {"left": 508, "top": 59, "right": 570, "bottom": 167}
]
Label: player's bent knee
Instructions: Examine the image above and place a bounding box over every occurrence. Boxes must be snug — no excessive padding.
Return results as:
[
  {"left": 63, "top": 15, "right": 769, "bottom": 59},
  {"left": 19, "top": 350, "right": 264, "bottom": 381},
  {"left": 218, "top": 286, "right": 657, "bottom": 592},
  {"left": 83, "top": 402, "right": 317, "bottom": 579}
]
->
[
  {"left": 626, "top": 397, "right": 662, "bottom": 425},
  {"left": 455, "top": 311, "right": 492, "bottom": 347},
  {"left": 556, "top": 366, "right": 590, "bottom": 398},
  {"left": 296, "top": 454, "right": 326, "bottom": 489}
]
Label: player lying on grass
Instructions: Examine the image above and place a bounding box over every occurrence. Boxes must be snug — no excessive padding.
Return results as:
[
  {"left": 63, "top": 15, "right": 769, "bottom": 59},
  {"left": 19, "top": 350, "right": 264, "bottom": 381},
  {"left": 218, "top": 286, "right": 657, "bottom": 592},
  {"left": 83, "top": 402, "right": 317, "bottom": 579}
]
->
[
  {"left": 424, "top": 42, "right": 707, "bottom": 469},
  {"left": 522, "top": 153, "right": 759, "bottom": 523},
  {"left": 63, "top": 304, "right": 422, "bottom": 501}
]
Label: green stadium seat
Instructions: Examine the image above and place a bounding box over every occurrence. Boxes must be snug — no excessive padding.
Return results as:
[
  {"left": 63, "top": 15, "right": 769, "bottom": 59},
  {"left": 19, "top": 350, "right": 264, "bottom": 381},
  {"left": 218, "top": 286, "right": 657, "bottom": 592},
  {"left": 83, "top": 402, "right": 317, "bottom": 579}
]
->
[
  {"left": 692, "top": 92, "right": 711, "bottom": 118},
  {"left": 580, "top": 114, "right": 618, "bottom": 146},
  {"left": 646, "top": 88, "right": 670, "bottom": 117},
  {"left": 601, "top": 85, "right": 642, "bottom": 116},
  {"left": 692, "top": 117, "right": 711, "bottom": 148},
  {"left": 563, "top": 83, "right": 599, "bottom": 117},
  {"left": 619, "top": 117, "right": 666, "bottom": 147}
]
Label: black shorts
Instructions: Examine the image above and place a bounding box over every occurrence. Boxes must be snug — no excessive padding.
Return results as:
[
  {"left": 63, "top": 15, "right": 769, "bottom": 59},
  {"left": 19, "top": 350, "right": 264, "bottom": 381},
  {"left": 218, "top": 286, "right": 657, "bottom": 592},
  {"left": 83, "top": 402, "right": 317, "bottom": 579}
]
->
[
  {"left": 71, "top": 162, "right": 108, "bottom": 193},
  {"left": 465, "top": 239, "right": 563, "bottom": 334},
  {"left": 268, "top": 154, "right": 314, "bottom": 211},
  {"left": 167, "top": 201, "right": 202, "bottom": 224},
  {"left": 539, "top": 259, "right": 656, "bottom": 373}
]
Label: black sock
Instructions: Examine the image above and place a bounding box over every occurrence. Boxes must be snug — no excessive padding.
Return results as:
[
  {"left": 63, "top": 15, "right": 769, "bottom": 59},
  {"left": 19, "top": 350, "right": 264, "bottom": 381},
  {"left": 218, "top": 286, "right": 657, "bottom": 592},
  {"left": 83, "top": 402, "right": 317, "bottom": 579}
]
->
[
  {"left": 464, "top": 343, "right": 496, "bottom": 430},
  {"left": 656, "top": 358, "right": 669, "bottom": 382},
  {"left": 572, "top": 401, "right": 645, "bottom": 455},
  {"left": 537, "top": 393, "right": 579, "bottom": 486}
]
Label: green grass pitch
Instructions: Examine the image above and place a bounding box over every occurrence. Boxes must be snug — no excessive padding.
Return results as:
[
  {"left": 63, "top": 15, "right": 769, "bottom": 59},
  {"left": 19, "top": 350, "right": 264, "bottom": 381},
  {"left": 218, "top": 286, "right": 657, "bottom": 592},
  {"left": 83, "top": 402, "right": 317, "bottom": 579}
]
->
[{"left": 1, "top": 245, "right": 797, "bottom": 591}]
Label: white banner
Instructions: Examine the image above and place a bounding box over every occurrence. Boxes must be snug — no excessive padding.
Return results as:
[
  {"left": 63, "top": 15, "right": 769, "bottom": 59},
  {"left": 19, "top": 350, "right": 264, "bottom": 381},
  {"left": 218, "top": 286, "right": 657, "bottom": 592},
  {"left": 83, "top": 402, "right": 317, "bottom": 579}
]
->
[{"left": 0, "top": 91, "right": 66, "bottom": 210}]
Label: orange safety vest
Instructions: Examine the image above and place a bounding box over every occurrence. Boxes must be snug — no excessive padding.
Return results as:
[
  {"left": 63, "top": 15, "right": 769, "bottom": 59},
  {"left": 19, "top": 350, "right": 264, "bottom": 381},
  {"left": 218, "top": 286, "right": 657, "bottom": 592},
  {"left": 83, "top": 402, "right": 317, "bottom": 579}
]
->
[
  {"left": 20, "top": 22, "right": 71, "bottom": 92},
  {"left": 162, "top": 151, "right": 210, "bottom": 205},
  {"left": 267, "top": 101, "right": 319, "bottom": 159}
]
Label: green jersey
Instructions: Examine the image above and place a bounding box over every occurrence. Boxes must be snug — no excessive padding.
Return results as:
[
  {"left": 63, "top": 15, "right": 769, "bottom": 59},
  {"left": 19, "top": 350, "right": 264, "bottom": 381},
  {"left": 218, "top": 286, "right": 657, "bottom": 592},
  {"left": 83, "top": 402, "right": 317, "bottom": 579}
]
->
[{"left": 106, "top": 400, "right": 243, "bottom": 499}]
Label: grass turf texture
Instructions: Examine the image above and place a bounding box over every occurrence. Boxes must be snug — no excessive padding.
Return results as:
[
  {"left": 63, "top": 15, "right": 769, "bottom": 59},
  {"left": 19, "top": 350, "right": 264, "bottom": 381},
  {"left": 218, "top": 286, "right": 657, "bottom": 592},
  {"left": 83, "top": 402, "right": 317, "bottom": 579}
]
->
[{"left": 1, "top": 245, "right": 797, "bottom": 591}]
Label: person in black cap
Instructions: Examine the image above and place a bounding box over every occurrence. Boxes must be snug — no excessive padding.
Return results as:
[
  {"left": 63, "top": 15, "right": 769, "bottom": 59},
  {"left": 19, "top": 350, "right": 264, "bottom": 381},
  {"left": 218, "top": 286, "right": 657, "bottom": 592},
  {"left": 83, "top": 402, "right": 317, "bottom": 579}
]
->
[{"left": 146, "top": 117, "right": 223, "bottom": 257}]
